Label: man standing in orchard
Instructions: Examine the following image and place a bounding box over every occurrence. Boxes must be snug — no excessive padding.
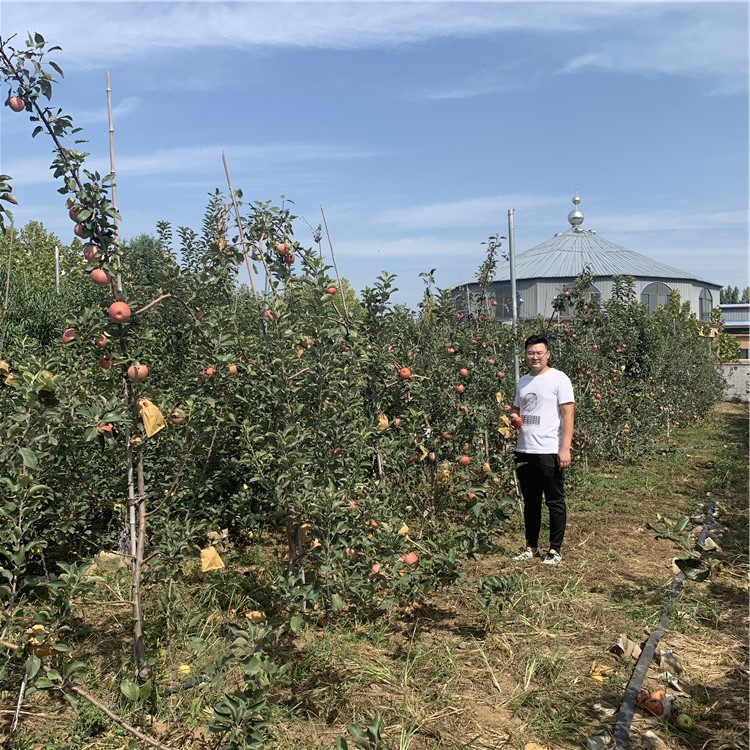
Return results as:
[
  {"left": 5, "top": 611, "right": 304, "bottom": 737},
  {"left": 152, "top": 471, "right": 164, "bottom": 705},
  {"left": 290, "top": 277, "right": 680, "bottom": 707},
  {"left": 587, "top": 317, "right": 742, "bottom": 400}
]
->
[{"left": 511, "top": 334, "right": 575, "bottom": 566}]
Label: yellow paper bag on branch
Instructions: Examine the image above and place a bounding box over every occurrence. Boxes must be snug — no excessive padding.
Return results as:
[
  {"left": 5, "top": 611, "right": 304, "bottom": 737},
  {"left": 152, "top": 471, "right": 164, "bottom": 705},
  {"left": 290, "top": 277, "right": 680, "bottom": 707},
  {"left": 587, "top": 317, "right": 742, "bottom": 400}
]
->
[{"left": 138, "top": 397, "right": 167, "bottom": 437}]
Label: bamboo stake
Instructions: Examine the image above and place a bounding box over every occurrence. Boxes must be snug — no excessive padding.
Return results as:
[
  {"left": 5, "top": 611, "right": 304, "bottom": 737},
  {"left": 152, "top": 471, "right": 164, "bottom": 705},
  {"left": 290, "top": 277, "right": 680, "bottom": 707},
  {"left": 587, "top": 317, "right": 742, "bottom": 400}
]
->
[
  {"left": 106, "top": 71, "right": 149, "bottom": 679},
  {"left": 106, "top": 71, "right": 121, "bottom": 296},
  {"left": 10, "top": 671, "right": 27, "bottom": 733},
  {"left": 320, "top": 205, "right": 351, "bottom": 325},
  {"left": 221, "top": 151, "right": 259, "bottom": 303}
]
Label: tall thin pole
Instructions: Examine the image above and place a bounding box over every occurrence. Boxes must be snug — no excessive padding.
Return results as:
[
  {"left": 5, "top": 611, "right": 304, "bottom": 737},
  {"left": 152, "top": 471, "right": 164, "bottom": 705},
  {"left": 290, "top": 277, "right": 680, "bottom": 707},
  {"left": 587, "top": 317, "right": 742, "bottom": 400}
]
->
[
  {"left": 54, "top": 245, "right": 60, "bottom": 293},
  {"left": 221, "top": 152, "right": 259, "bottom": 303},
  {"left": 320, "top": 205, "right": 351, "bottom": 325},
  {"left": 106, "top": 71, "right": 122, "bottom": 296},
  {"left": 508, "top": 208, "right": 520, "bottom": 382}
]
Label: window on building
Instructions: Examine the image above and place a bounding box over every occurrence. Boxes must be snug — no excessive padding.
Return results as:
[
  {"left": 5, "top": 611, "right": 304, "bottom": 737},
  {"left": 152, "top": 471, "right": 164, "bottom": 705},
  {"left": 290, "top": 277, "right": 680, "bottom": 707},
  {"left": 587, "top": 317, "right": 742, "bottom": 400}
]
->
[
  {"left": 699, "top": 288, "right": 713, "bottom": 321},
  {"left": 489, "top": 284, "right": 515, "bottom": 319},
  {"left": 559, "top": 283, "right": 602, "bottom": 305},
  {"left": 641, "top": 282, "right": 672, "bottom": 313}
]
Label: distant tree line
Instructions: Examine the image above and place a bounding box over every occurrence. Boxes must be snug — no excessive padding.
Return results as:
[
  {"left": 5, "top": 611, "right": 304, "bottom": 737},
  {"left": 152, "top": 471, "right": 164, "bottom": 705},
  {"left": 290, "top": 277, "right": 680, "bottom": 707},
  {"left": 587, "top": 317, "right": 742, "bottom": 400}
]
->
[{"left": 720, "top": 286, "right": 750, "bottom": 304}]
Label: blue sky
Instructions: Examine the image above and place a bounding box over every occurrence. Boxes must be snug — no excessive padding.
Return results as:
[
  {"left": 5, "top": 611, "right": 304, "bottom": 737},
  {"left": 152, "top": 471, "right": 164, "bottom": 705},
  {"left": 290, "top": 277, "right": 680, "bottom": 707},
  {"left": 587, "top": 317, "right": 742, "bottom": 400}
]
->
[{"left": 2, "top": 1, "right": 748, "bottom": 307}]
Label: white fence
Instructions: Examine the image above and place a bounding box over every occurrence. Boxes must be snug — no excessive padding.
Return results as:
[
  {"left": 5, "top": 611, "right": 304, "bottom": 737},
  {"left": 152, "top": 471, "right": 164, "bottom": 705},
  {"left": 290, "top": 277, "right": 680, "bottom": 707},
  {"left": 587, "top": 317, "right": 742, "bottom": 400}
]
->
[{"left": 721, "top": 362, "right": 750, "bottom": 403}]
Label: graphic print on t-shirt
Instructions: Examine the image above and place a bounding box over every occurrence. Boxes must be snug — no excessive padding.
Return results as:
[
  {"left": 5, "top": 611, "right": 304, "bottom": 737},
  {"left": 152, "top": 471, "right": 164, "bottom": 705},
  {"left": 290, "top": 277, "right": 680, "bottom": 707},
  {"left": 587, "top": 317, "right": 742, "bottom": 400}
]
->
[{"left": 521, "top": 392, "right": 541, "bottom": 425}]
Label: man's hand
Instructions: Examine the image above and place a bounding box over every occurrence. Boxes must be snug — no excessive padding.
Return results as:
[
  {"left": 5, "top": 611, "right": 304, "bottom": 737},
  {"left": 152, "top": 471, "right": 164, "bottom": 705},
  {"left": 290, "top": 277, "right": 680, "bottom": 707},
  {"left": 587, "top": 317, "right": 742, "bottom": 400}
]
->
[{"left": 557, "top": 448, "right": 571, "bottom": 469}]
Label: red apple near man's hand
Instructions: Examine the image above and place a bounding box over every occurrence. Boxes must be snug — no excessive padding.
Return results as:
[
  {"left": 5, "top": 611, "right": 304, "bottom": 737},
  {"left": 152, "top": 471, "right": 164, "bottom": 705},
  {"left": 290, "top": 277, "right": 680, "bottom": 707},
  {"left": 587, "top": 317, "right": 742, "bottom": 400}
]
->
[{"left": 510, "top": 414, "right": 523, "bottom": 429}]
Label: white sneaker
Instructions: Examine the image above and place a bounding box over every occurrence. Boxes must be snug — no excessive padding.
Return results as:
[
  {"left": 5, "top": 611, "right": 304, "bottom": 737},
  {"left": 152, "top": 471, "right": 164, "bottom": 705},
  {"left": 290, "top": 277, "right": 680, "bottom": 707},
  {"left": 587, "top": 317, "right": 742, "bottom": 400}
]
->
[
  {"left": 513, "top": 548, "right": 540, "bottom": 561},
  {"left": 543, "top": 549, "right": 562, "bottom": 566}
]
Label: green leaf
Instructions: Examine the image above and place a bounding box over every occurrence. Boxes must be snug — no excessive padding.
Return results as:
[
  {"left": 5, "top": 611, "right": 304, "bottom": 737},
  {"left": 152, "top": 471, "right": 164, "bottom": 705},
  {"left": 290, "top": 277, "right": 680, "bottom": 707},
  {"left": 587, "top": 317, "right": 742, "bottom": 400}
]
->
[
  {"left": 331, "top": 593, "right": 344, "bottom": 612},
  {"left": 25, "top": 654, "right": 42, "bottom": 681},
  {"left": 189, "top": 637, "right": 207, "bottom": 654},
  {"left": 63, "top": 660, "right": 87, "bottom": 679},
  {"left": 64, "top": 692, "right": 79, "bottom": 709},
  {"left": 673, "top": 516, "right": 690, "bottom": 533},
  {"left": 119, "top": 679, "right": 140, "bottom": 701},
  {"left": 289, "top": 614, "right": 303, "bottom": 634},
  {"left": 33, "top": 676, "right": 54, "bottom": 689},
  {"left": 19, "top": 447, "right": 38, "bottom": 471}
]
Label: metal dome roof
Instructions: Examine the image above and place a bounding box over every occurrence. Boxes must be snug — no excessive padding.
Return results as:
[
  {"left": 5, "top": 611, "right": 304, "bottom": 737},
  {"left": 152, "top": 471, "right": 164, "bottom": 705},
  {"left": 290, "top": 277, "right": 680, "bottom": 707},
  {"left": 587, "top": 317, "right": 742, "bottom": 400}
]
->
[{"left": 492, "top": 196, "right": 718, "bottom": 287}]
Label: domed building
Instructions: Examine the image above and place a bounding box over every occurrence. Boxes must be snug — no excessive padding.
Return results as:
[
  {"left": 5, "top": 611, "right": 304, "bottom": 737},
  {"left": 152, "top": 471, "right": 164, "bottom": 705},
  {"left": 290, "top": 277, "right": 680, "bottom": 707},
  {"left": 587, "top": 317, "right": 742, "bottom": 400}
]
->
[{"left": 454, "top": 195, "right": 722, "bottom": 323}]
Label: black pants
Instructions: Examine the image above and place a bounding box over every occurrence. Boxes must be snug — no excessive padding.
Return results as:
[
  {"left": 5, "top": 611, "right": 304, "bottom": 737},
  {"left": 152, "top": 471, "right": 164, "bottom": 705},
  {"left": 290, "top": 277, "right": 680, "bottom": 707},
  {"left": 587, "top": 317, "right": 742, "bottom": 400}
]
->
[{"left": 514, "top": 452, "right": 567, "bottom": 553}]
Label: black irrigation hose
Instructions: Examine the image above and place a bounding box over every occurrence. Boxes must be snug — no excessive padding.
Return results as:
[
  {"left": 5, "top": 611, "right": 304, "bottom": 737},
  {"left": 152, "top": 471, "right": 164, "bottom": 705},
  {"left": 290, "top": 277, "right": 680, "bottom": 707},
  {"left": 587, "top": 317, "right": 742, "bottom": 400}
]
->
[{"left": 611, "top": 502, "right": 716, "bottom": 749}]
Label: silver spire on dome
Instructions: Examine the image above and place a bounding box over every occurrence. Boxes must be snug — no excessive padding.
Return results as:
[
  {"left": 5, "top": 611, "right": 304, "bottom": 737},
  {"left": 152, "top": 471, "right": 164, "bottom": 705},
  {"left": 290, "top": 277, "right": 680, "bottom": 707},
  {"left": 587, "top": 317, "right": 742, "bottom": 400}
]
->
[{"left": 567, "top": 193, "right": 584, "bottom": 230}]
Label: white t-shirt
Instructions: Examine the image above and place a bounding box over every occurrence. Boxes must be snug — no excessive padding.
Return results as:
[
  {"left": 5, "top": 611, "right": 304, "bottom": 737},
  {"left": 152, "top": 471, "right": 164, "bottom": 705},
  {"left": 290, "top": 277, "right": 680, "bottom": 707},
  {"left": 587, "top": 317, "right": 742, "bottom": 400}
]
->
[{"left": 514, "top": 367, "right": 575, "bottom": 454}]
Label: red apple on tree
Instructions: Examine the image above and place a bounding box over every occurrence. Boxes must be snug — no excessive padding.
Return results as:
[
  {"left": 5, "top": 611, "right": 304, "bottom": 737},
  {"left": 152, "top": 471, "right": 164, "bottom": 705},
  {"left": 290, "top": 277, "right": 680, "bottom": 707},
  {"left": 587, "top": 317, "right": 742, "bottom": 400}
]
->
[
  {"left": 90, "top": 268, "right": 110, "bottom": 286},
  {"left": 455, "top": 384, "right": 465, "bottom": 393},
  {"left": 8, "top": 95, "right": 25, "bottom": 112},
  {"left": 127, "top": 363, "right": 149, "bottom": 381},
  {"left": 497, "top": 370, "right": 506, "bottom": 378},
  {"left": 459, "top": 368, "right": 469, "bottom": 378},
  {"left": 399, "top": 367, "right": 412, "bottom": 380},
  {"left": 83, "top": 244, "right": 100, "bottom": 262},
  {"left": 325, "top": 286, "right": 337, "bottom": 295},
  {"left": 400, "top": 551, "right": 418, "bottom": 566},
  {"left": 458, "top": 455, "right": 470, "bottom": 467},
  {"left": 73, "top": 223, "right": 90, "bottom": 239},
  {"left": 276, "top": 242, "right": 288, "bottom": 255},
  {"left": 203, "top": 366, "right": 215, "bottom": 379},
  {"left": 62, "top": 327, "right": 77, "bottom": 344},
  {"left": 108, "top": 301, "right": 131, "bottom": 323}
]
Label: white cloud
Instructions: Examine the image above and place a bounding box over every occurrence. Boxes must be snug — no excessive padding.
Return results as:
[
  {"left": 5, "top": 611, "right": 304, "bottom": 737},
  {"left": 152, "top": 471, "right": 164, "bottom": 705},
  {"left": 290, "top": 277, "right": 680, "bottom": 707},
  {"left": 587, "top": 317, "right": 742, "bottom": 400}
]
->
[
  {"left": 3, "top": 141, "right": 381, "bottom": 185},
  {"left": 75, "top": 96, "right": 141, "bottom": 125},
  {"left": 371, "top": 193, "right": 565, "bottom": 230},
  {"left": 557, "top": 6, "right": 748, "bottom": 94},
  {"left": 3, "top": 2, "right": 745, "bottom": 93}
]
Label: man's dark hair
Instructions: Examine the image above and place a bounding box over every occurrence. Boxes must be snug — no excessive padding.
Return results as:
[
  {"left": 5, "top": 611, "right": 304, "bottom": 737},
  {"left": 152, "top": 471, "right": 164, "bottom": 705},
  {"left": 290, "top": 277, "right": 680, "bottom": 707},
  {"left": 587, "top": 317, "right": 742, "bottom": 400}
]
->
[{"left": 524, "top": 334, "right": 550, "bottom": 350}]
